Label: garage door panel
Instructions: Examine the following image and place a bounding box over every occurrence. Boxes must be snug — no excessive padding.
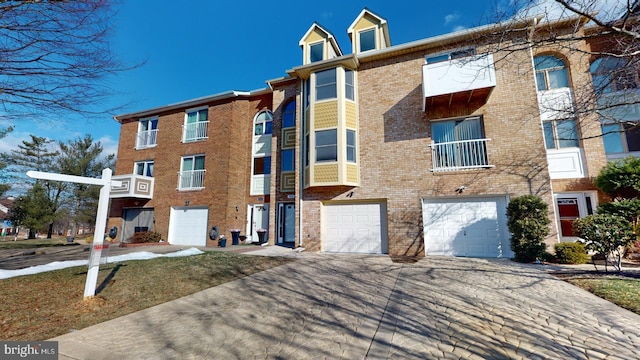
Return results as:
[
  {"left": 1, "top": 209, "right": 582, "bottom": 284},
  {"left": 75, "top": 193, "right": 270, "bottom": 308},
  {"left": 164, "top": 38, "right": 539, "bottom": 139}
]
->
[
  {"left": 323, "top": 203, "right": 387, "bottom": 254},
  {"left": 168, "top": 207, "right": 208, "bottom": 247},
  {"left": 423, "top": 197, "right": 512, "bottom": 258}
]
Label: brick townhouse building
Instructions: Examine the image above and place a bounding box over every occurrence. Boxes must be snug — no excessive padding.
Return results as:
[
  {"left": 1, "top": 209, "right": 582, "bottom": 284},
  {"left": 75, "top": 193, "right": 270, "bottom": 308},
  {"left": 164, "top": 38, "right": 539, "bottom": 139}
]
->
[{"left": 107, "top": 8, "right": 637, "bottom": 258}]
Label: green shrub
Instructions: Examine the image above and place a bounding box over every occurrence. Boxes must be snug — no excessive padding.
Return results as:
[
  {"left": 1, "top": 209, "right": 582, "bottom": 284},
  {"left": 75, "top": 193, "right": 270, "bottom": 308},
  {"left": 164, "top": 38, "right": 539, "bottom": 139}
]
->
[
  {"left": 128, "top": 231, "right": 162, "bottom": 244},
  {"left": 554, "top": 242, "right": 588, "bottom": 264},
  {"left": 572, "top": 214, "right": 634, "bottom": 271},
  {"left": 507, "top": 195, "right": 550, "bottom": 263},
  {"left": 594, "top": 156, "right": 640, "bottom": 200}
]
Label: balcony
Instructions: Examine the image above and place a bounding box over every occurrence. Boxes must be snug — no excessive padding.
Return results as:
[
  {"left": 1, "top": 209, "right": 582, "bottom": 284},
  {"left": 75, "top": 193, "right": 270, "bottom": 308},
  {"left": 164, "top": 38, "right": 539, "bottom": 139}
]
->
[
  {"left": 109, "top": 174, "right": 154, "bottom": 199},
  {"left": 430, "top": 138, "right": 493, "bottom": 172},
  {"left": 178, "top": 170, "right": 205, "bottom": 190},
  {"left": 546, "top": 147, "right": 585, "bottom": 179},
  {"left": 182, "top": 121, "right": 209, "bottom": 142},
  {"left": 422, "top": 54, "right": 496, "bottom": 110},
  {"left": 135, "top": 129, "right": 158, "bottom": 149},
  {"left": 537, "top": 87, "right": 575, "bottom": 121}
]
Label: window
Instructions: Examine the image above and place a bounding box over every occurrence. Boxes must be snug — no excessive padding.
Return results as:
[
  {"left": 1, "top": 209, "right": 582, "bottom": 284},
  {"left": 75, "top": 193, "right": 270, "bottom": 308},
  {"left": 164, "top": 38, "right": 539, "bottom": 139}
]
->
[
  {"left": 431, "top": 117, "right": 489, "bottom": 170},
  {"left": 282, "top": 101, "right": 296, "bottom": 128},
  {"left": 601, "top": 122, "right": 640, "bottom": 154},
  {"left": 315, "top": 68, "right": 337, "bottom": 101},
  {"left": 315, "top": 129, "right": 337, "bottom": 162},
  {"left": 137, "top": 117, "right": 158, "bottom": 148},
  {"left": 345, "top": 69, "right": 355, "bottom": 101},
  {"left": 359, "top": 29, "right": 376, "bottom": 52},
  {"left": 183, "top": 108, "right": 208, "bottom": 142},
  {"left": 254, "top": 110, "right": 273, "bottom": 135},
  {"left": 591, "top": 57, "right": 638, "bottom": 94},
  {"left": 543, "top": 119, "right": 579, "bottom": 149},
  {"left": 534, "top": 55, "right": 569, "bottom": 91},
  {"left": 305, "top": 134, "right": 310, "bottom": 166},
  {"left": 310, "top": 42, "right": 324, "bottom": 63},
  {"left": 253, "top": 156, "right": 271, "bottom": 175},
  {"left": 346, "top": 130, "right": 356, "bottom": 162},
  {"left": 281, "top": 149, "right": 295, "bottom": 171},
  {"left": 135, "top": 160, "right": 154, "bottom": 177},
  {"left": 179, "top": 155, "right": 205, "bottom": 189},
  {"left": 425, "top": 48, "right": 475, "bottom": 64}
]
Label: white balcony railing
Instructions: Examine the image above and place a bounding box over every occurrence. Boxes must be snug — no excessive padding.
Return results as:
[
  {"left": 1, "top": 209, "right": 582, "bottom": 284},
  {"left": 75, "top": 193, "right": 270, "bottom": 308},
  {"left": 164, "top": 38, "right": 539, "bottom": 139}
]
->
[
  {"left": 178, "top": 170, "right": 205, "bottom": 190},
  {"left": 430, "top": 138, "right": 492, "bottom": 172},
  {"left": 182, "top": 121, "right": 209, "bottom": 142},
  {"left": 135, "top": 129, "right": 158, "bottom": 149},
  {"left": 422, "top": 54, "right": 496, "bottom": 109}
]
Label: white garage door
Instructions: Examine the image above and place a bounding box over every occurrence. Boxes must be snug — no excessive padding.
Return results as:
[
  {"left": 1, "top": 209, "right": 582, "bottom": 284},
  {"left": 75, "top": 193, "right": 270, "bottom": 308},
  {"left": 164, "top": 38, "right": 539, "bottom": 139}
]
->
[
  {"left": 168, "top": 207, "right": 208, "bottom": 246},
  {"left": 323, "top": 203, "right": 387, "bottom": 254},
  {"left": 422, "top": 196, "right": 512, "bottom": 258}
]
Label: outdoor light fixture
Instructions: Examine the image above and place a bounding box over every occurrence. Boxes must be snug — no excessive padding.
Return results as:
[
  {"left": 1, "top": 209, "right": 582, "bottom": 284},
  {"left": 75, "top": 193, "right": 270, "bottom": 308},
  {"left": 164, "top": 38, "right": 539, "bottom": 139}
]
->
[
  {"left": 235, "top": 205, "right": 239, "bottom": 211},
  {"left": 185, "top": 199, "right": 190, "bottom": 206}
]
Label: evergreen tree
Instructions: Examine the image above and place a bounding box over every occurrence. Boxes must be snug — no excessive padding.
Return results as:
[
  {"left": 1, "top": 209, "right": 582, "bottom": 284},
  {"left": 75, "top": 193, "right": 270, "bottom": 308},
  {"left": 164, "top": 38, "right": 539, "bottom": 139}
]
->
[
  {"left": 57, "top": 135, "right": 115, "bottom": 234},
  {"left": 8, "top": 183, "right": 53, "bottom": 239},
  {"left": 3, "top": 135, "right": 64, "bottom": 238}
]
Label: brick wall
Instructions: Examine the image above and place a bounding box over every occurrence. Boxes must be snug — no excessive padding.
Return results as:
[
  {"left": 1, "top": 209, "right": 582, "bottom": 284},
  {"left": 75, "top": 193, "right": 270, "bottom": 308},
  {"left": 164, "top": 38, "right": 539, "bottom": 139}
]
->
[{"left": 109, "top": 93, "right": 272, "bottom": 246}]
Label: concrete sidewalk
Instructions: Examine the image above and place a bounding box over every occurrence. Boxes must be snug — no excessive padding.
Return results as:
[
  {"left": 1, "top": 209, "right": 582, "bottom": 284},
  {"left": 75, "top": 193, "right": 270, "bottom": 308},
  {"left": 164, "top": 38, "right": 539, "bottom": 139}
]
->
[{"left": 52, "top": 253, "right": 640, "bottom": 359}]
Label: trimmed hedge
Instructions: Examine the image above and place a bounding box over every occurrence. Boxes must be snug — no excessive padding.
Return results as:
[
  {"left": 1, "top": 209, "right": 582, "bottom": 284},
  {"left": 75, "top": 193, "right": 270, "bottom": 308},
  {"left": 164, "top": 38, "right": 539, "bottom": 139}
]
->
[{"left": 554, "top": 242, "right": 588, "bottom": 264}]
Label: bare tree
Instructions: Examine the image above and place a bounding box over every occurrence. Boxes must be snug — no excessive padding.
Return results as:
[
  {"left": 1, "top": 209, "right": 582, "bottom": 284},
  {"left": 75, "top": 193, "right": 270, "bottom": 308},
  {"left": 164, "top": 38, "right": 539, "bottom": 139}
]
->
[
  {"left": 0, "top": 0, "right": 135, "bottom": 122},
  {"left": 475, "top": 0, "right": 640, "bottom": 144}
]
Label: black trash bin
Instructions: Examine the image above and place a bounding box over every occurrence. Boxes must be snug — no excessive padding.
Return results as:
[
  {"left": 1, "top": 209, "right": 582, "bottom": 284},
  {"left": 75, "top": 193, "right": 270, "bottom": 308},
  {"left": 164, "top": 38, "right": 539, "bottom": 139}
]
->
[
  {"left": 218, "top": 236, "right": 227, "bottom": 248},
  {"left": 231, "top": 230, "right": 240, "bottom": 245},
  {"left": 256, "top": 229, "right": 267, "bottom": 244}
]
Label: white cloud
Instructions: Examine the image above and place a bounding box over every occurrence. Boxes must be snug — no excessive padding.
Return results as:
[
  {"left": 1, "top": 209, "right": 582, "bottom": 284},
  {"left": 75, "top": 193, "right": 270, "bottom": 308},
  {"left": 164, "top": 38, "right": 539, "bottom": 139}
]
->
[
  {"left": 516, "top": 0, "right": 627, "bottom": 21},
  {"left": 444, "top": 13, "right": 461, "bottom": 25},
  {"left": 0, "top": 130, "right": 31, "bottom": 154},
  {"left": 97, "top": 135, "right": 119, "bottom": 158},
  {"left": 452, "top": 25, "right": 467, "bottom": 32}
]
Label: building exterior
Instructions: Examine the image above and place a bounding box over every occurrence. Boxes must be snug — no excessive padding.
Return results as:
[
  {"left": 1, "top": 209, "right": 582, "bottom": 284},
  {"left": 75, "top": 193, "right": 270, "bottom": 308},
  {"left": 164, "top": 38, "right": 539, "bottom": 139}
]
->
[{"left": 108, "top": 9, "right": 637, "bottom": 258}]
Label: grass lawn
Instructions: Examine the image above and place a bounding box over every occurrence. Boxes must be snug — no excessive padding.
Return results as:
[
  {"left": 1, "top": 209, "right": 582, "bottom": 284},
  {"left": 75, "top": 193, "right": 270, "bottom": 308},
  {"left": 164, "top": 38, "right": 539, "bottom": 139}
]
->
[
  {"left": 567, "top": 276, "right": 640, "bottom": 315},
  {"left": 0, "top": 251, "right": 294, "bottom": 341},
  {"left": 0, "top": 236, "right": 93, "bottom": 249}
]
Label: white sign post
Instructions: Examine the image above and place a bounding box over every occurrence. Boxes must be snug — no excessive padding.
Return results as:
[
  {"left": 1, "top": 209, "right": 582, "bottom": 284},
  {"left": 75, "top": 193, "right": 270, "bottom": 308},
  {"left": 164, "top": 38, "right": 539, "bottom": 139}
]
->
[{"left": 26, "top": 168, "right": 121, "bottom": 299}]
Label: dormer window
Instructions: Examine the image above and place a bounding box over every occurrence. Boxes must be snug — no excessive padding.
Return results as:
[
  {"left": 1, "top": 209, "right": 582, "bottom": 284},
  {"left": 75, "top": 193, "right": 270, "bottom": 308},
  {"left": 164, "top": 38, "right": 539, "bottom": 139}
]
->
[
  {"left": 310, "top": 42, "right": 324, "bottom": 63},
  {"left": 359, "top": 29, "right": 376, "bottom": 52}
]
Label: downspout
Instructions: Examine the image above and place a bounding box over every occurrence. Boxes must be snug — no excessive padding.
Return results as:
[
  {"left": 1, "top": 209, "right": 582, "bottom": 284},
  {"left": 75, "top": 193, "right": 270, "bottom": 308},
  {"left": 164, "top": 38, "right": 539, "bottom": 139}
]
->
[{"left": 298, "top": 78, "right": 305, "bottom": 247}]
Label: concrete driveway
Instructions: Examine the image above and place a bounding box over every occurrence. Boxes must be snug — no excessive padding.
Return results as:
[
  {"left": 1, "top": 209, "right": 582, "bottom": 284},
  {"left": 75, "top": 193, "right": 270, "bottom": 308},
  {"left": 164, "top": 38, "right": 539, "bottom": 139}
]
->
[{"left": 53, "top": 252, "right": 640, "bottom": 359}]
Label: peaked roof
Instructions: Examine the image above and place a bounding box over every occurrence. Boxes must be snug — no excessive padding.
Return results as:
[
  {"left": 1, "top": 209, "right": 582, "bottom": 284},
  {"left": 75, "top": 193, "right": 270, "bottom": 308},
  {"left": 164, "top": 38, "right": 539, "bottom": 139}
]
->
[
  {"left": 347, "top": 7, "right": 391, "bottom": 46},
  {"left": 298, "top": 22, "right": 343, "bottom": 56}
]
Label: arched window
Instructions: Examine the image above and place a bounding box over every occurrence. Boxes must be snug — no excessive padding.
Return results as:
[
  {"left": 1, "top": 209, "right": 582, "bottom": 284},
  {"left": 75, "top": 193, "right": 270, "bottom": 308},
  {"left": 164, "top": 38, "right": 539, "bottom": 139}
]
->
[
  {"left": 590, "top": 57, "right": 638, "bottom": 94},
  {"left": 254, "top": 110, "right": 273, "bottom": 135},
  {"left": 534, "top": 55, "right": 569, "bottom": 91}
]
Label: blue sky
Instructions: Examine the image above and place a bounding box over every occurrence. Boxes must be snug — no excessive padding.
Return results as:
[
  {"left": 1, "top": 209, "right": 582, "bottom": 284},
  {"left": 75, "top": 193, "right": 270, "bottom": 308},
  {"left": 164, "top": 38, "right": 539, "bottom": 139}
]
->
[{"left": 0, "top": 0, "right": 622, "bottom": 157}]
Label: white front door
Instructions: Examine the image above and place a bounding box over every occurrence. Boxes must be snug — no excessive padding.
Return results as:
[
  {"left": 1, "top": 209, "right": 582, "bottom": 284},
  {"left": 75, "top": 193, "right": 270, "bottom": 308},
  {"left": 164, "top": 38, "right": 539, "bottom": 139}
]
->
[
  {"left": 247, "top": 204, "right": 269, "bottom": 243},
  {"left": 277, "top": 203, "right": 295, "bottom": 244},
  {"left": 554, "top": 192, "right": 596, "bottom": 242}
]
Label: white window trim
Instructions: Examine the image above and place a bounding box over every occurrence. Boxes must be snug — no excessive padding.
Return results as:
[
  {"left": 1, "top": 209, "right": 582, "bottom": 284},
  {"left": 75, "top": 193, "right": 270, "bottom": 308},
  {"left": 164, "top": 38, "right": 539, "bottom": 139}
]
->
[
  {"left": 357, "top": 27, "right": 377, "bottom": 53},
  {"left": 136, "top": 116, "right": 159, "bottom": 149},
  {"left": 134, "top": 160, "right": 154, "bottom": 177},
  {"left": 308, "top": 40, "right": 325, "bottom": 63},
  {"left": 182, "top": 106, "right": 209, "bottom": 142}
]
